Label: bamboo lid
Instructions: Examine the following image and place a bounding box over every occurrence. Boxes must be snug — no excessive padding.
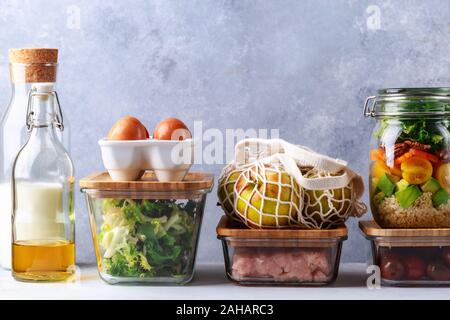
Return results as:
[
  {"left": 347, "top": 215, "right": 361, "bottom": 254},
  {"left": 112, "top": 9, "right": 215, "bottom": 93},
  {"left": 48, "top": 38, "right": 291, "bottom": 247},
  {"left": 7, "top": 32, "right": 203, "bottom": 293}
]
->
[
  {"left": 80, "top": 171, "right": 214, "bottom": 192},
  {"left": 359, "top": 220, "right": 450, "bottom": 237},
  {"left": 216, "top": 215, "right": 348, "bottom": 239},
  {"left": 9, "top": 48, "right": 58, "bottom": 83}
]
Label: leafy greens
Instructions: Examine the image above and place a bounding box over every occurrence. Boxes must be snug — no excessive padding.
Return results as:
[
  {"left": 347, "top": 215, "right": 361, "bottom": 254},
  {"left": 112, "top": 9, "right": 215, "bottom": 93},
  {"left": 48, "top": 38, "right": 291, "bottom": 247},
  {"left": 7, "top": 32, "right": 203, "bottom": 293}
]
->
[
  {"left": 99, "top": 198, "right": 197, "bottom": 278},
  {"left": 374, "top": 100, "right": 450, "bottom": 151}
]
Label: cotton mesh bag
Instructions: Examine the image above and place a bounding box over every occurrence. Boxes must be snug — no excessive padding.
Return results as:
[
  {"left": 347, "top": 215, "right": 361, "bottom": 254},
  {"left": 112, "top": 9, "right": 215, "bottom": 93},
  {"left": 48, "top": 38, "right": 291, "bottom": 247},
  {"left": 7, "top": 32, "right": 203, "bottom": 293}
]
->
[
  {"left": 301, "top": 169, "right": 356, "bottom": 229},
  {"left": 233, "top": 161, "right": 303, "bottom": 228},
  {"left": 227, "top": 138, "right": 366, "bottom": 229},
  {"left": 217, "top": 162, "right": 245, "bottom": 222}
]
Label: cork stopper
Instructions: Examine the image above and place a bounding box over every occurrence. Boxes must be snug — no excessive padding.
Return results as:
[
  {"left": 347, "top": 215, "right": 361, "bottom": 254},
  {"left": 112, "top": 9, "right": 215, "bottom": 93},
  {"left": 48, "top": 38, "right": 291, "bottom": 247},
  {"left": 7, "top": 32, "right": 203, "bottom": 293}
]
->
[
  {"left": 9, "top": 48, "right": 58, "bottom": 83},
  {"left": 9, "top": 48, "right": 58, "bottom": 64}
]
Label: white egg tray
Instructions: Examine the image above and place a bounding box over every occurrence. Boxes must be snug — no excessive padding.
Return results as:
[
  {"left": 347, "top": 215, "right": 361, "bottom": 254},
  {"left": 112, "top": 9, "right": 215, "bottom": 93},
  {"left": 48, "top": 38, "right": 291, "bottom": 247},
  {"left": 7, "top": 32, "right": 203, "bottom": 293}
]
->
[{"left": 98, "top": 138, "right": 194, "bottom": 182}]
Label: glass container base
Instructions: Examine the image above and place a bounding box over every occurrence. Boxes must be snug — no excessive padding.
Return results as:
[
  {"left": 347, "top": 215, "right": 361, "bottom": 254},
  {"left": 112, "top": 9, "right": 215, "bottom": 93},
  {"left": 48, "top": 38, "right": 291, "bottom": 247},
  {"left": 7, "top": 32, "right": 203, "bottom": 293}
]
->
[{"left": 99, "top": 272, "right": 194, "bottom": 285}]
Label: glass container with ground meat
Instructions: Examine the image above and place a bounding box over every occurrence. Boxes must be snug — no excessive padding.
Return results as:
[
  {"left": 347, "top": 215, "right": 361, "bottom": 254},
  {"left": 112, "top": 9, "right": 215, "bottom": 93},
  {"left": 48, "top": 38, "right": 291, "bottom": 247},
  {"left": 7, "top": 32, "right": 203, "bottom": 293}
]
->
[
  {"left": 80, "top": 171, "right": 213, "bottom": 285},
  {"left": 364, "top": 88, "right": 450, "bottom": 228},
  {"left": 360, "top": 220, "right": 450, "bottom": 286},
  {"left": 216, "top": 216, "right": 347, "bottom": 285}
]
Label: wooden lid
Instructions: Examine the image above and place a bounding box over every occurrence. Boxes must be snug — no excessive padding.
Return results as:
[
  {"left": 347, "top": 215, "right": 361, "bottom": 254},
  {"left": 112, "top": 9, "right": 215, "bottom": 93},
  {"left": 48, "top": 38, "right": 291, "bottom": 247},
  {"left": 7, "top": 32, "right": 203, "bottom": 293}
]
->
[
  {"left": 79, "top": 171, "right": 214, "bottom": 192},
  {"left": 359, "top": 220, "right": 450, "bottom": 237},
  {"left": 9, "top": 48, "right": 58, "bottom": 64},
  {"left": 216, "top": 215, "right": 347, "bottom": 239}
]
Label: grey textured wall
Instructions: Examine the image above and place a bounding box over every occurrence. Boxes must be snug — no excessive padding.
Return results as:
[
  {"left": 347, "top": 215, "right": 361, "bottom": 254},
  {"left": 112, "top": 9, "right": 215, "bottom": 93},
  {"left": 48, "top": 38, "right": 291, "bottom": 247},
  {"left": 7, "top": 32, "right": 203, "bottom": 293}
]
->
[{"left": 0, "top": 0, "right": 449, "bottom": 264}]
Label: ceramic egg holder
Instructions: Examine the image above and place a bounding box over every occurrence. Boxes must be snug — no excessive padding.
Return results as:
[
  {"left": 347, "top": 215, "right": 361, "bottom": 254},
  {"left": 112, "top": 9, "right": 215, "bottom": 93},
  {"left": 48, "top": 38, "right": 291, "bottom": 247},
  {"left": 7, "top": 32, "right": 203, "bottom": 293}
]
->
[{"left": 98, "top": 138, "right": 194, "bottom": 182}]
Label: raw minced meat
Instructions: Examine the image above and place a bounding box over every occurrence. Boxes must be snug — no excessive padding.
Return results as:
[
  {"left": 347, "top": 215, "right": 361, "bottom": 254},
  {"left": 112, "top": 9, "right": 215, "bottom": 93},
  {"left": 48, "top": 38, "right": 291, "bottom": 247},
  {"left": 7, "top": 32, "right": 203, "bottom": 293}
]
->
[
  {"left": 231, "top": 247, "right": 332, "bottom": 283},
  {"left": 374, "top": 192, "right": 450, "bottom": 228}
]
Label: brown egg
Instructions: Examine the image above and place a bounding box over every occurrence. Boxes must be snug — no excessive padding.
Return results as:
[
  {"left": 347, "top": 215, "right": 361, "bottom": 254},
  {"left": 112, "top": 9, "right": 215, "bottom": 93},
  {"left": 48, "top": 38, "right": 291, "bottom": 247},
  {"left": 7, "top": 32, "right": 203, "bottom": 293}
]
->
[
  {"left": 107, "top": 116, "right": 149, "bottom": 140},
  {"left": 153, "top": 118, "right": 192, "bottom": 140}
]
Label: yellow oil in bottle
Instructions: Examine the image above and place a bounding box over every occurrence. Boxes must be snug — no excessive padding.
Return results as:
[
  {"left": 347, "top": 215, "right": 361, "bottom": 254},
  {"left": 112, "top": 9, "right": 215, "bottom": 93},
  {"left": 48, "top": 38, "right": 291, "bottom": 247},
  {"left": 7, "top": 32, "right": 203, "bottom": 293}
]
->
[{"left": 12, "top": 239, "right": 75, "bottom": 282}]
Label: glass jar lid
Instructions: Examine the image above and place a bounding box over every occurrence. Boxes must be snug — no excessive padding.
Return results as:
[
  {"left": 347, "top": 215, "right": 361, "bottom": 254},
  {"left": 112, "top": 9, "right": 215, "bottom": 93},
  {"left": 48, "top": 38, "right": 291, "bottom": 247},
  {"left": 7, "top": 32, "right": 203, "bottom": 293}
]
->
[{"left": 364, "top": 87, "right": 450, "bottom": 118}]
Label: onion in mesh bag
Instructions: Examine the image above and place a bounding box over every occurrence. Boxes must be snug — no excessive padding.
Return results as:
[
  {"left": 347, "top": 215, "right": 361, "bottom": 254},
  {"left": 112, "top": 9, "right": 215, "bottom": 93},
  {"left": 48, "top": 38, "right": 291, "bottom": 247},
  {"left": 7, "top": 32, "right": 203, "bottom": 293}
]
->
[
  {"left": 234, "top": 161, "right": 303, "bottom": 228},
  {"left": 217, "top": 163, "right": 245, "bottom": 222},
  {"left": 301, "top": 168, "right": 355, "bottom": 229}
]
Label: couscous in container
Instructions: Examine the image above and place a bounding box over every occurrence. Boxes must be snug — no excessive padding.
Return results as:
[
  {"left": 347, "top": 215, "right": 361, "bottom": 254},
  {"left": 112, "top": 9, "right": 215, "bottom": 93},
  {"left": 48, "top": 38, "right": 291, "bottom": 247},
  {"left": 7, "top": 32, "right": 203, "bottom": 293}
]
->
[
  {"left": 217, "top": 216, "right": 347, "bottom": 286},
  {"left": 360, "top": 220, "right": 450, "bottom": 286},
  {"left": 80, "top": 171, "right": 213, "bottom": 285}
]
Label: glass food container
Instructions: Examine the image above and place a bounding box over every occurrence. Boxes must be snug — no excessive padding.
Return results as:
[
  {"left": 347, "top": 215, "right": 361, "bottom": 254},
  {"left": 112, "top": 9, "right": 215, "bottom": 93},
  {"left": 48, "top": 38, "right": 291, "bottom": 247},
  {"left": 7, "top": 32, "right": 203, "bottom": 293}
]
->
[
  {"left": 0, "top": 48, "right": 70, "bottom": 269},
  {"left": 216, "top": 216, "right": 347, "bottom": 286},
  {"left": 80, "top": 171, "right": 213, "bottom": 285},
  {"left": 364, "top": 88, "right": 450, "bottom": 228},
  {"left": 360, "top": 220, "right": 450, "bottom": 286}
]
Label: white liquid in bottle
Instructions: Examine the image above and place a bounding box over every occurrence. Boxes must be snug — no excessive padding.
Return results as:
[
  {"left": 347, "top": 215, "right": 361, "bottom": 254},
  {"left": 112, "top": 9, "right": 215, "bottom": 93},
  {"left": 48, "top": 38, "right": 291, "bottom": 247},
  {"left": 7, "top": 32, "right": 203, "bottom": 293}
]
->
[{"left": 14, "top": 181, "right": 66, "bottom": 240}]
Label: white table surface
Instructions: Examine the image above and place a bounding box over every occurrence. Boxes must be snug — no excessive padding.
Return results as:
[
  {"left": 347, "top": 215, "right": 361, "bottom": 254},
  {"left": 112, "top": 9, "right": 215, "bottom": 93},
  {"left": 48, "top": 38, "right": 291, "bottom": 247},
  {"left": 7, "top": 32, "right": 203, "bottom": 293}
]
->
[{"left": 0, "top": 263, "right": 448, "bottom": 300}]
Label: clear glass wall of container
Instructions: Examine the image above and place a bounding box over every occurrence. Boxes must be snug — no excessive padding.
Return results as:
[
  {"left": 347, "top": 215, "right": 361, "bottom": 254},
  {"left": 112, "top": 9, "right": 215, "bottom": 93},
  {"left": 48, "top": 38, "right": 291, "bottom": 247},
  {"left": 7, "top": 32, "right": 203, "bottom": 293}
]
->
[
  {"left": 216, "top": 216, "right": 347, "bottom": 286},
  {"left": 80, "top": 172, "right": 214, "bottom": 285},
  {"left": 0, "top": 48, "right": 70, "bottom": 269},
  {"left": 364, "top": 88, "right": 450, "bottom": 228},
  {"left": 360, "top": 220, "right": 450, "bottom": 286}
]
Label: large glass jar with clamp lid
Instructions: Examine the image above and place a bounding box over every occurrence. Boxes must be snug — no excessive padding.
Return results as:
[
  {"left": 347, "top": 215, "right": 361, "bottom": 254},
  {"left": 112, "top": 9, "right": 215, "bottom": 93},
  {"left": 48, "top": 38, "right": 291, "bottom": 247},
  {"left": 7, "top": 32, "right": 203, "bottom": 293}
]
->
[
  {"left": 0, "top": 48, "right": 70, "bottom": 269},
  {"left": 364, "top": 88, "right": 450, "bottom": 228},
  {"left": 12, "top": 83, "right": 74, "bottom": 282}
]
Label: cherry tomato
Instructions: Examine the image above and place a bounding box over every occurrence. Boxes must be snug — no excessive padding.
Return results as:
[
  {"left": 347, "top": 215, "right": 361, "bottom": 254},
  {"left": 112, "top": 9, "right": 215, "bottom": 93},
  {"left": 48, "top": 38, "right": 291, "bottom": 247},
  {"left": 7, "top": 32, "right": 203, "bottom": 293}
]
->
[
  {"left": 442, "top": 247, "right": 450, "bottom": 267},
  {"left": 403, "top": 255, "right": 426, "bottom": 280},
  {"left": 435, "top": 163, "right": 450, "bottom": 193},
  {"left": 427, "top": 261, "right": 450, "bottom": 281},
  {"left": 380, "top": 251, "right": 405, "bottom": 280},
  {"left": 401, "top": 156, "right": 433, "bottom": 185}
]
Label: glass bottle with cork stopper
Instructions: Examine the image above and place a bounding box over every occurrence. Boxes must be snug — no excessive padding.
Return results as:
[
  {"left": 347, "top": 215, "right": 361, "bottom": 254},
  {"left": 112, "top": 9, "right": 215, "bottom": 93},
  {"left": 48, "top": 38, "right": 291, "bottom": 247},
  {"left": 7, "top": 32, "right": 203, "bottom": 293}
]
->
[
  {"left": 12, "top": 82, "right": 75, "bottom": 282},
  {"left": 0, "top": 48, "right": 70, "bottom": 269}
]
